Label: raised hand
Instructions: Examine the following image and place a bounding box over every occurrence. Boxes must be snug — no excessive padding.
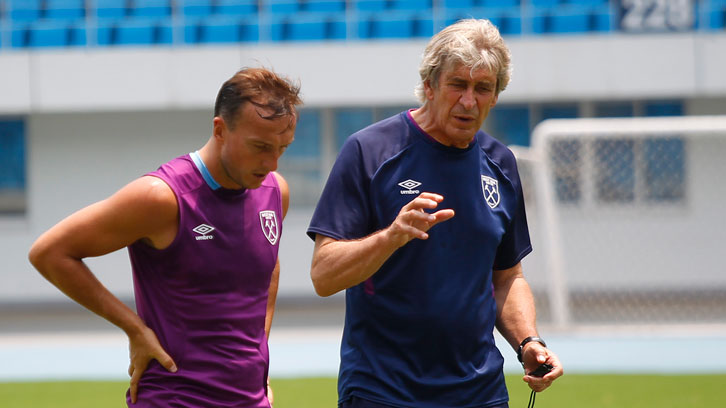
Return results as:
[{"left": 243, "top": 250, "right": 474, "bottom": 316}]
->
[{"left": 386, "top": 192, "right": 455, "bottom": 248}]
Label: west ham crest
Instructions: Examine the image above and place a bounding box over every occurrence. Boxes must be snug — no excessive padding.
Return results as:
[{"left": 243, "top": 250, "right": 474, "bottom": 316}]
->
[
  {"left": 481, "top": 175, "right": 500, "bottom": 209},
  {"left": 259, "top": 210, "right": 279, "bottom": 245}
]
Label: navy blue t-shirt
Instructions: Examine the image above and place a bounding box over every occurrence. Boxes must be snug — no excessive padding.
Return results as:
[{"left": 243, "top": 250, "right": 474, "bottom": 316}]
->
[{"left": 307, "top": 111, "right": 532, "bottom": 407}]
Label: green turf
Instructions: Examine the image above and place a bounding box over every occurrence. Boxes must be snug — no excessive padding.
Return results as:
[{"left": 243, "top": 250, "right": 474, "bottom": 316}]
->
[{"left": 0, "top": 374, "right": 723, "bottom": 407}]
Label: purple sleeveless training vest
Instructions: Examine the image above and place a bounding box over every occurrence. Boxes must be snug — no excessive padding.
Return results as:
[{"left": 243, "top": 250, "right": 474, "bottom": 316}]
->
[{"left": 126, "top": 154, "right": 281, "bottom": 407}]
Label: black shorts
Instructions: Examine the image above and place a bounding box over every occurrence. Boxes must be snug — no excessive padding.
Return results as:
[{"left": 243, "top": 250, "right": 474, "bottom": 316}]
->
[{"left": 339, "top": 395, "right": 509, "bottom": 408}]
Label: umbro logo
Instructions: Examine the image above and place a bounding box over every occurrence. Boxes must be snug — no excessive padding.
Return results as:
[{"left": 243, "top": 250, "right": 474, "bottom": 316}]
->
[
  {"left": 193, "top": 223, "right": 215, "bottom": 240},
  {"left": 398, "top": 179, "right": 421, "bottom": 195}
]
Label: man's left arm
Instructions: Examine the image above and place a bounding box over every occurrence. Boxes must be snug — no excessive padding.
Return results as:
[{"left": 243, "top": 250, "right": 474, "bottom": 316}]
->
[{"left": 492, "top": 262, "right": 563, "bottom": 391}]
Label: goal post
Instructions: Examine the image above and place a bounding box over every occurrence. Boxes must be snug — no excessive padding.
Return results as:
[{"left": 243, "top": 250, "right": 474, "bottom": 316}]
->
[{"left": 515, "top": 116, "right": 726, "bottom": 329}]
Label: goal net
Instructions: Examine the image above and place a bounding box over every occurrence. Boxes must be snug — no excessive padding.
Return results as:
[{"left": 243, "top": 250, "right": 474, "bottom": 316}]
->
[{"left": 514, "top": 116, "right": 726, "bottom": 329}]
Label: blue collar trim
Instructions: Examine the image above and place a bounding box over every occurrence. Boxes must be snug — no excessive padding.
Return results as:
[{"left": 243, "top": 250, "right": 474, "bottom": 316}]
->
[{"left": 190, "top": 151, "right": 221, "bottom": 191}]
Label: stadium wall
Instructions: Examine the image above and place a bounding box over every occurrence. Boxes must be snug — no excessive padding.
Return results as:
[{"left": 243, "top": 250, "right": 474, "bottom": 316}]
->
[
  {"left": 1, "top": 32, "right": 726, "bottom": 112},
  {"left": 2, "top": 32, "right": 726, "bottom": 304}
]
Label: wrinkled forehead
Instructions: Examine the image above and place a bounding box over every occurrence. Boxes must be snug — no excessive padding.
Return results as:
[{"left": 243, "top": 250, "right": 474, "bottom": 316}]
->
[{"left": 440, "top": 60, "right": 496, "bottom": 83}]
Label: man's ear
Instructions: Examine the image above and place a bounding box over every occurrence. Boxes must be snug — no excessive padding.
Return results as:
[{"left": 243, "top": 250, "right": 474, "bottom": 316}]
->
[
  {"left": 423, "top": 80, "right": 435, "bottom": 101},
  {"left": 213, "top": 116, "right": 226, "bottom": 141}
]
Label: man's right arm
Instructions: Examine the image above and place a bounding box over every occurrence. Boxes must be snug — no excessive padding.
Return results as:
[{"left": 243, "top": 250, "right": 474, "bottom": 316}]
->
[
  {"left": 27, "top": 176, "right": 179, "bottom": 403},
  {"left": 310, "top": 192, "right": 455, "bottom": 297}
]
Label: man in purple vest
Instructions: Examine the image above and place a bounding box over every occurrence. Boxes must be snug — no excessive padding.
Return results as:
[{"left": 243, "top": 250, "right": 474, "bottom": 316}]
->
[{"left": 28, "top": 67, "right": 302, "bottom": 407}]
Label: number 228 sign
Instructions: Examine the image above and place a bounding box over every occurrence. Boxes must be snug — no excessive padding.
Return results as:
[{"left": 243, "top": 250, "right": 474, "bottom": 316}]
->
[{"left": 619, "top": 0, "right": 695, "bottom": 32}]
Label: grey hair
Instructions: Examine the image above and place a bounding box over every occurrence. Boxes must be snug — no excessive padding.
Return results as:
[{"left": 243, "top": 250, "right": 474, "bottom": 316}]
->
[{"left": 414, "top": 19, "right": 512, "bottom": 103}]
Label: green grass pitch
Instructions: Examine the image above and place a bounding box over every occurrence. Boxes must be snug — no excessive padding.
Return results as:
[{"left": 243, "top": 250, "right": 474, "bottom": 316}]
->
[{"left": 0, "top": 374, "right": 723, "bottom": 407}]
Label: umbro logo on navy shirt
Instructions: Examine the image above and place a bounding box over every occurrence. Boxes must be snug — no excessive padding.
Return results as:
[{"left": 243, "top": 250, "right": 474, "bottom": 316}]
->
[
  {"left": 193, "top": 223, "right": 215, "bottom": 240},
  {"left": 481, "top": 175, "right": 500, "bottom": 209},
  {"left": 398, "top": 179, "right": 421, "bottom": 195}
]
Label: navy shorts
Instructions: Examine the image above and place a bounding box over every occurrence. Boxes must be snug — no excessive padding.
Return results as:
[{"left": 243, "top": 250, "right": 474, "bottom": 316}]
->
[{"left": 339, "top": 395, "right": 509, "bottom": 408}]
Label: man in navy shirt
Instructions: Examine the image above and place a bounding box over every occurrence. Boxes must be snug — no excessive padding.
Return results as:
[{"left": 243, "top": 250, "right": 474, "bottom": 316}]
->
[{"left": 307, "top": 19, "right": 563, "bottom": 407}]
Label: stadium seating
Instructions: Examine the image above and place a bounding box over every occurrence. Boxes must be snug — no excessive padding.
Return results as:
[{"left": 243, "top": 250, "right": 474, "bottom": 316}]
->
[
  {"left": 709, "top": 5, "right": 726, "bottom": 29},
  {"left": 11, "top": 21, "right": 85, "bottom": 47},
  {"left": 358, "top": 13, "right": 433, "bottom": 39},
  {"left": 354, "top": 0, "right": 388, "bottom": 12},
  {"left": 445, "top": 9, "right": 522, "bottom": 35},
  {"left": 271, "top": 15, "right": 346, "bottom": 41},
  {"left": 184, "top": 17, "right": 259, "bottom": 44},
  {"left": 44, "top": 0, "right": 86, "bottom": 21},
  {"left": 300, "top": 0, "right": 346, "bottom": 13},
  {"left": 0, "top": 0, "right": 724, "bottom": 49},
  {"left": 9, "top": 0, "right": 42, "bottom": 22},
  {"left": 128, "top": 0, "right": 172, "bottom": 18},
  {"left": 182, "top": 0, "right": 214, "bottom": 17},
  {"left": 97, "top": 19, "right": 173, "bottom": 46},
  {"left": 95, "top": 0, "right": 127, "bottom": 19}
]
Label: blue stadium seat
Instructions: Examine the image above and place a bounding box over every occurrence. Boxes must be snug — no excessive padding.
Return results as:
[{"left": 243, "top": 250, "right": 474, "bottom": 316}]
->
[
  {"left": 184, "top": 18, "right": 259, "bottom": 43},
  {"left": 355, "top": 0, "right": 387, "bottom": 12},
  {"left": 129, "top": 0, "right": 171, "bottom": 18},
  {"left": 216, "top": 0, "right": 258, "bottom": 16},
  {"left": 97, "top": 19, "right": 173, "bottom": 46},
  {"left": 95, "top": 0, "right": 127, "bottom": 18},
  {"left": 550, "top": 13, "right": 590, "bottom": 33},
  {"left": 389, "top": 0, "right": 432, "bottom": 11},
  {"left": 271, "top": 16, "right": 346, "bottom": 41},
  {"left": 569, "top": 0, "right": 607, "bottom": 5},
  {"left": 445, "top": 10, "right": 521, "bottom": 35},
  {"left": 269, "top": 0, "right": 300, "bottom": 15},
  {"left": 11, "top": 21, "right": 85, "bottom": 47},
  {"left": 496, "top": 15, "right": 521, "bottom": 35},
  {"left": 182, "top": 0, "right": 214, "bottom": 17},
  {"left": 708, "top": 7, "right": 726, "bottom": 29},
  {"left": 533, "top": 10, "right": 592, "bottom": 33},
  {"left": 44, "top": 0, "right": 86, "bottom": 21},
  {"left": 590, "top": 11, "right": 611, "bottom": 32},
  {"left": 482, "top": 0, "right": 519, "bottom": 6},
  {"left": 359, "top": 14, "right": 433, "bottom": 39},
  {"left": 302, "top": 0, "right": 346, "bottom": 13},
  {"left": 443, "top": 0, "right": 475, "bottom": 9},
  {"left": 9, "top": 0, "right": 42, "bottom": 21},
  {"left": 530, "top": 0, "right": 560, "bottom": 7}
]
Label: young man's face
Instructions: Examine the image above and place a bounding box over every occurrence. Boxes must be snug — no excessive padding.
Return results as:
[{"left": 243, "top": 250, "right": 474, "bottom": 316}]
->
[
  {"left": 424, "top": 62, "right": 499, "bottom": 148},
  {"left": 216, "top": 101, "right": 295, "bottom": 190}
]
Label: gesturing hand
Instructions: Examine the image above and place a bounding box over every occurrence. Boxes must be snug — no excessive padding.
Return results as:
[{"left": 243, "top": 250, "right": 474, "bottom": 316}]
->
[
  {"left": 387, "top": 192, "right": 455, "bottom": 248},
  {"left": 127, "top": 326, "right": 177, "bottom": 404}
]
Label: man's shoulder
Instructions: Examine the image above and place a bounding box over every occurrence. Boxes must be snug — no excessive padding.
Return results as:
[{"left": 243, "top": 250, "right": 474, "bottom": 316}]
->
[
  {"left": 151, "top": 154, "right": 204, "bottom": 194},
  {"left": 352, "top": 112, "right": 407, "bottom": 144},
  {"left": 344, "top": 112, "right": 414, "bottom": 162},
  {"left": 477, "top": 130, "right": 517, "bottom": 170}
]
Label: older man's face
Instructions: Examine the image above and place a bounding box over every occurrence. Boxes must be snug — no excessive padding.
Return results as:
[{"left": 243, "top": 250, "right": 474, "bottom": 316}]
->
[{"left": 424, "top": 63, "right": 499, "bottom": 148}]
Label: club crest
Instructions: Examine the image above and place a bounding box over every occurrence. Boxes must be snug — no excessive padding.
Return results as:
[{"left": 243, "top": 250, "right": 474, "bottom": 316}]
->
[
  {"left": 481, "top": 175, "right": 500, "bottom": 209},
  {"left": 259, "top": 210, "right": 279, "bottom": 245}
]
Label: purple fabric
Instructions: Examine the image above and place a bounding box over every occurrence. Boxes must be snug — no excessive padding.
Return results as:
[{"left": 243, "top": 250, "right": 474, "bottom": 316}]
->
[{"left": 126, "top": 155, "right": 282, "bottom": 407}]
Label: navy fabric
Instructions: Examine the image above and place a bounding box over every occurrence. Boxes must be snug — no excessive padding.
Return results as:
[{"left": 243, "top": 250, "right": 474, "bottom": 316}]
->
[
  {"left": 308, "top": 111, "right": 532, "bottom": 407},
  {"left": 340, "top": 395, "right": 509, "bottom": 408}
]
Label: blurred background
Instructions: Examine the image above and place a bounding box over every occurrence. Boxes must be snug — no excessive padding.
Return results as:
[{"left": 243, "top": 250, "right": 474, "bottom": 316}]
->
[{"left": 1, "top": 0, "right": 725, "bottom": 385}]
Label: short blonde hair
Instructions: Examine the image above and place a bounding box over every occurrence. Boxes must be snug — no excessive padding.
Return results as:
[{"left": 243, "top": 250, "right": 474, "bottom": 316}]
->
[{"left": 415, "top": 19, "right": 512, "bottom": 103}]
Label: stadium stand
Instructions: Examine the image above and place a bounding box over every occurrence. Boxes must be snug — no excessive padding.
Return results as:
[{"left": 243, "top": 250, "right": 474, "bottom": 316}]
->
[
  {"left": 184, "top": 17, "right": 259, "bottom": 43},
  {"left": 97, "top": 18, "right": 173, "bottom": 46},
  {"left": 0, "top": 0, "right": 724, "bottom": 48}
]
